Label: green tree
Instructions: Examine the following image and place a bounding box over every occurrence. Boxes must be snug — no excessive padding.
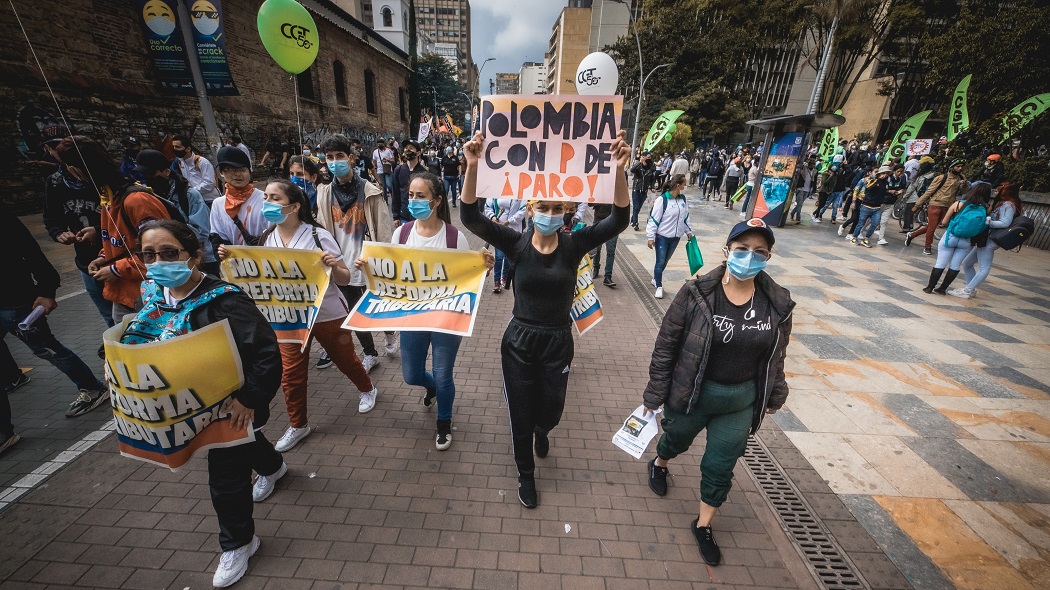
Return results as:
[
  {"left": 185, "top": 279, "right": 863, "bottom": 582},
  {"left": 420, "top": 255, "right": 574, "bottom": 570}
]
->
[
  {"left": 651, "top": 122, "right": 695, "bottom": 156},
  {"left": 413, "top": 53, "right": 470, "bottom": 125}
]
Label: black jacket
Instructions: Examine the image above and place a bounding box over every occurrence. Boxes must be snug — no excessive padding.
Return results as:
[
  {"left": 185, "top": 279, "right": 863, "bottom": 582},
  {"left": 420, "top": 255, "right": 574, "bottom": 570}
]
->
[
  {"left": 630, "top": 161, "right": 655, "bottom": 191},
  {"left": 391, "top": 161, "right": 428, "bottom": 222},
  {"left": 187, "top": 275, "right": 282, "bottom": 426},
  {"left": 3, "top": 205, "right": 61, "bottom": 308},
  {"left": 42, "top": 171, "right": 103, "bottom": 272},
  {"left": 643, "top": 264, "right": 794, "bottom": 434}
]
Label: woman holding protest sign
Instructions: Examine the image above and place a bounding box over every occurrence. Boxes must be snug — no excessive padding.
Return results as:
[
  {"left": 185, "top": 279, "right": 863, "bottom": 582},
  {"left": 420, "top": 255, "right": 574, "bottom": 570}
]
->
[
  {"left": 354, "top": 172, "right": 493, "bottom": 450},
  {"left": 218, "top": 179, "right": 378, "bottom": 454},
  {"left": 120, "top": 219, "right": 284, "bottom": 588},
  {"left": 459, "top": 130, "right": 631, "bottom": 509}
]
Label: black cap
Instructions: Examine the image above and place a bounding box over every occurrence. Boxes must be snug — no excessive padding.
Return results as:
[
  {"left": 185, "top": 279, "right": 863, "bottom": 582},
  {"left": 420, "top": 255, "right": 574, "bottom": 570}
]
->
[
  {"left": 217, "top": 145, "right": 252, "bottom": 170},
  {"left": 122, "top": 136, "right": 141, "bottom": 147},
  {"left": 727, "top": 217, "right": 775, "bottom": 247},
  {"left": 134, "top": 149, "right": 170, "bottom": 175}
]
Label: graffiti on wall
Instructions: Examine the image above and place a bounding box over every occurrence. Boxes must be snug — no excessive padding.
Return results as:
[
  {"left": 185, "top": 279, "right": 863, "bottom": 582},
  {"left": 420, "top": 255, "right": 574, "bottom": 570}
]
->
[{"left": 15, "top": 101, "right": 72, "bottom": 162}]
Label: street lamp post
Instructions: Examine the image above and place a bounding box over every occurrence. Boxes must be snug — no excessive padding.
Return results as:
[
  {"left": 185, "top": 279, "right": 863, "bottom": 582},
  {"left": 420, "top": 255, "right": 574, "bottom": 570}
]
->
[
  {"left": 472, "top": 57, "right": 495, "bottom": 134},
  {"left": 635, "top": 63, "right": 673, "bottom": 151},
  {"left": 611, "top": 0, "right": 645, "bottom": 152}
]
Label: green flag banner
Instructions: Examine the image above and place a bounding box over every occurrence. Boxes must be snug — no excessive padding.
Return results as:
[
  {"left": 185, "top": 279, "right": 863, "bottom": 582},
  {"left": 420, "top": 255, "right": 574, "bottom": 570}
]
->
[
  {"left": 642, "top": 110, "right": 684, "bottom": 152},
  {"left": 947, "top": 75, "right": 971, "bottom": 141},
  {"left": 884, "top": 110, "right": 932, "bottom": 164},
  {"left": 816, "top": 109, "right": 841, "bottom": 172},
  {"left": 1002, "top": 93, "right": 1050, "bottom": 141}
]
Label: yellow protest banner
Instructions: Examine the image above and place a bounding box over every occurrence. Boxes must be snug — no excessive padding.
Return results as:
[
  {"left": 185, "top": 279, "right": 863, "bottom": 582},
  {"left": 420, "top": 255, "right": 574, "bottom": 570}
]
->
[
  {"left": 220, "top": 246, "right": 331, "bottom": 347},
  {"left": 343, "top": 242, "right": 487, "bottom": 336},
  {"left": 571, "top": 254, "right": 603, "bottom": 335},
  {"left": 477, "top": 95, "right": 623, "bottom": 203},
  {"left": 103, "top": 320, "right": 250, "bottom": 471}
]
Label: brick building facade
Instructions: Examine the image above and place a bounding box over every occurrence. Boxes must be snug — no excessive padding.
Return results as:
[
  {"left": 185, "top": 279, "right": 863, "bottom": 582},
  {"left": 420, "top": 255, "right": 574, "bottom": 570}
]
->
[{"left": 0, "top": 0, "right": 411, "bottom": 212}]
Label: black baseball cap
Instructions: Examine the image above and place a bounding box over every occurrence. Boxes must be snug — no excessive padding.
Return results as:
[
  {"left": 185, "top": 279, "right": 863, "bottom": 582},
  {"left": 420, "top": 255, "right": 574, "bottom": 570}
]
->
[
  {"left": 727, "top": 217, "right": 775, "bottom": 247},
  {"left": 217, "top": 145, "right": 252, "bottom": 170},
  {"left": 122, "top": 136, "right": 141, "bottom": 147},
  {"left": 134, "top": 149, "right": 170, "bottom": 175}
]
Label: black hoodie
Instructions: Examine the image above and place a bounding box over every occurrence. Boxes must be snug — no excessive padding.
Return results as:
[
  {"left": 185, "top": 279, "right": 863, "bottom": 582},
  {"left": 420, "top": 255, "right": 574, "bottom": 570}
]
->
[{"left": 3, "top": 204, "right": 61, "bottom": 307}]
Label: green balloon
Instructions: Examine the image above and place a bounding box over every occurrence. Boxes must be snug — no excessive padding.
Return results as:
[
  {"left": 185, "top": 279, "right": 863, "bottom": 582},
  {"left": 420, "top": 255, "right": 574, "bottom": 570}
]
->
[
  {"left": 667, "top": 123, "right": 677, "bottom": 134},
  {"left": 663, "top": 132, "right": 674, "bottom": 142},
  {"left": 258, "top": 0, "right": 319, "bottom": 74}
]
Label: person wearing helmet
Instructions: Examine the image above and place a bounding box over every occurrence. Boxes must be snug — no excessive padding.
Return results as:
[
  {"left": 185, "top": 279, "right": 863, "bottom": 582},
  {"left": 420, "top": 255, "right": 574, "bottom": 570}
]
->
[
  {"left": 970, "top": 153, "right": 1004, "bottom": 187},
  {"left": 906, "top": 160, "right": 967, "bottom": 255}
]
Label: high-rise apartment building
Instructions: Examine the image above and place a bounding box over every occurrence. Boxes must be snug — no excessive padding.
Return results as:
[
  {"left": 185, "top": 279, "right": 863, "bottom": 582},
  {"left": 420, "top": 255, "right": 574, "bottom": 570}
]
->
[
  {"left": 546, "top": 6, "right": 591, "bottom": 94},
  {"left": 494, "top": 73, "right": 520, "bottom": 95},
  {"left": 518, "top": 62, "right": 548, "bottom": 94},
  {"left": 415, "top": 0, "right": 474, "bottom": 89}
]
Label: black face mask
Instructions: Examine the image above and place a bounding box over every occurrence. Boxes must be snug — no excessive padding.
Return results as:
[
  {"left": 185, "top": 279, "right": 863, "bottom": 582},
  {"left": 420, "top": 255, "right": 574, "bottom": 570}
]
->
[
  {"left": 172, "top": 148, "right": 187, "bottom": 158},
  {"left": 147, "top": 176, "right": 171, "bottom": 196},
  {"left": 404, "top": 151, "right": 417, "bottom": 160}
]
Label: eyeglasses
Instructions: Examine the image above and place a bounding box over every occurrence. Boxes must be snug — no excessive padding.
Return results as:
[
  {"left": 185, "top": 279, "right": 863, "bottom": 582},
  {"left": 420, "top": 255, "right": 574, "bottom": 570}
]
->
[
  {"left": 135, "top": 248, "right": 186, "bottom": 263},
  {"left": 728, "top": 246, "right": 770, "bottom": 261}
]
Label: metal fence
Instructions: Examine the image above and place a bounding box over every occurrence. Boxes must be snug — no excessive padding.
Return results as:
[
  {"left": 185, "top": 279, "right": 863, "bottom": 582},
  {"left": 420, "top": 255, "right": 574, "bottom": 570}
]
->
[{"left": 1020, "top": 191, "right": 1050, "bottom": 250}]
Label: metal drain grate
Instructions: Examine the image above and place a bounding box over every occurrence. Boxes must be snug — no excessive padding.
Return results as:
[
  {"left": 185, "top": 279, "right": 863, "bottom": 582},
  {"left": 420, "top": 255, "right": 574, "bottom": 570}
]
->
[{"left": 743, "top": 436, "right": 868, "bottom": 590}]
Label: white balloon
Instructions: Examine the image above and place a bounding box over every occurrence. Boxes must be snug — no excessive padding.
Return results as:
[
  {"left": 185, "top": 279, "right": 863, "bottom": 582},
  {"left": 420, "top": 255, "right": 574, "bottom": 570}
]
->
[{"left": 575, "top": 52, "right": 619, "bottom": 95}]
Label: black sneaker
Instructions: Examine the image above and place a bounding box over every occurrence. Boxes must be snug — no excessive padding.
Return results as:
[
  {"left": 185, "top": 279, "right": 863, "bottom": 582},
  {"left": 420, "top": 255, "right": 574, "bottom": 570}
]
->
[
  {"left": 591, "top": 267, "right": 599, "bottom": 279},
  {"left": 904, "top": 233, "right": 915, "bottom": 247},
  {"left": 518, "top": 477, "right": 538, "bottom": 509},
  {"left": 603, "top": 277, "right": 616, "bottom": 288},
  {"left": 923, "top": 247, "right": 933, "bottom": 255},
  {"left": 0, "top": 431, "right": 20, "bottom": 456},
  {"left": 316, "top": 350, "right": 333, "bottom": 370},
  {"left": 3, "top": 372, "right": 30, "bottom": 394},
  {"left": 534, "top": 430, "right": 549, "bottom": 459},
  {"left": 422, "top": 388, "right": 436, "bottom": 408},
  {"left": 435, "top": 420, "right": 452, "bottom": 451},
  {"left": 647, "top": 458, "right": 669, "bottom": 496},
  {"left": 691, "top": 520, "right": 722, "bottom": 565},
  {"left": 65, "top": 384, "right": 109, "bottom": 418}
]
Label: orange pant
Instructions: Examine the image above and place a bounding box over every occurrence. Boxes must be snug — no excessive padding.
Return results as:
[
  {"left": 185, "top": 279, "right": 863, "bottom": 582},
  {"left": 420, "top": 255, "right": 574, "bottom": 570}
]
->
[{"left": 279, "top": 318, "right": 373, "bottom": 428}]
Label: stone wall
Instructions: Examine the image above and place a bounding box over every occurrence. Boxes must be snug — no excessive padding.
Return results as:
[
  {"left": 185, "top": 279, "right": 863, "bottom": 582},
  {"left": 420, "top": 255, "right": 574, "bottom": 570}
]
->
[{"left": 0, "top": 0, "right": 411, "bottom": 213}]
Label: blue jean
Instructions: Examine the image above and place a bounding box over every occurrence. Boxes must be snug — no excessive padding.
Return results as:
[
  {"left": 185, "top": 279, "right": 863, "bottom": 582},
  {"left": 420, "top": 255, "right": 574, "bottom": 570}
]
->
[
  {"left": 934, "top": 234, "right": 971, "bottom": 270},
  {"left": 493, "top": 249, "right": 508, "bottom": 285},
  {"left": 400, "top": 330, "right": 463, "bottom": 422},
  {"left": 962, "top": 244, "right": 998, "bottom": 291},
  {"left": 820, "top": 191, "right": 844, "bottom": 220},
  {"left": 741, "top": 184, "right": 754, "bottom": 213},
  {"left": 590, "top": 235, "right": 618, "bottom": 279},
  {"left": 443, "top": 176, "right": 460, "bottom": 204},
  {"left": 852, "top": 205, "right": 883, "bottom": 238},
  {"left": 631, "top": 189, "right": 647, "bottom": 226},
  {"left": 653, "top": 235, "right": 682, "bottom": 288},
  {"left": 381, "top": 174, "right": 393, "bottom": 199},
  {"left": 0, "top": 303, "right": 103, "bottom": 434},
  {"left": 82, "top": 271, "right": 115, "bottom": 328},
  {"left": 790, "top": 190, "right": 810, "bottom": 220}
]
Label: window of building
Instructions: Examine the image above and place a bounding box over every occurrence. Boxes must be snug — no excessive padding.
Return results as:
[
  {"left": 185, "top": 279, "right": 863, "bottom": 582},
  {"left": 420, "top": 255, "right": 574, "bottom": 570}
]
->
[
  {"left": 381, "top": 6, "right": 393, "bottom": 27},
  {"left": 364, "top": 69, "right": 377, "bottom": 114},
  {"left": 398, "top": 87, "right": 407, "bottom": 121},
  {"left": 296, "top": 67, "right": 314, "bottom": 101},
  {"left": 333, "top": 61, "right": 347, "bottom": 106}
]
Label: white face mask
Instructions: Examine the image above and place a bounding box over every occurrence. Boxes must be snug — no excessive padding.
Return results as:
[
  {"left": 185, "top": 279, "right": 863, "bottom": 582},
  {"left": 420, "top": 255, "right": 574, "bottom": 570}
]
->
[{"left": 147, "top": 16, "right": 176, "bottom": 37}]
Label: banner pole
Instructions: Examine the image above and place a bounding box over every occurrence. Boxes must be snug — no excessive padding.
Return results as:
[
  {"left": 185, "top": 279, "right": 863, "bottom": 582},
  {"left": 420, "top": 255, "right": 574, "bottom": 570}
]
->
[{"left": 176, "top": 0, "right": 222, "bottom": 159}]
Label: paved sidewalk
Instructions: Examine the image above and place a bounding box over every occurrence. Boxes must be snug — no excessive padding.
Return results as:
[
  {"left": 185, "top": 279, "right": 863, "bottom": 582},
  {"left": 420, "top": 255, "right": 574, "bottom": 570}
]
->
[
  {"left": 1, "top": 215, "right": 819, "bottom": 589},
  {"left": 624, "top": 186, "right": 1050, "bottom": 590}
]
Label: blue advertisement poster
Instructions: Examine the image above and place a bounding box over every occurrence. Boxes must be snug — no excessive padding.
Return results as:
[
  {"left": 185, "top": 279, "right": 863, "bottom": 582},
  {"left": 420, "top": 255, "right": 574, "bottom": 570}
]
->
[
  {"left": 188, "top": 0, "right": 240, "bottom": 96},
  {"left": 757, "top": 131, "right": 804, "bottom": 225},
  {"left": 137, "top": 0, "right": 196, "bottom": 95}
]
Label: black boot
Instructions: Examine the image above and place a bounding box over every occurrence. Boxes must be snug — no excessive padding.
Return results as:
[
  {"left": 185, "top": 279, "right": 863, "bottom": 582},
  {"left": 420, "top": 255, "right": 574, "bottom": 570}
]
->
[
  {"left": 924, "top": 268, "right": 944, "bottom": 294},
  {"left": 935, "top": 269, "right": 960, "bottom": 294}
]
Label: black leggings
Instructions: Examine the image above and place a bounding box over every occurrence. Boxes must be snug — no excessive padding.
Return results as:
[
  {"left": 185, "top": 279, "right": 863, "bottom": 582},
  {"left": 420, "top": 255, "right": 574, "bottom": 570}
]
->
[{"left": 501, "top": 318, "right": 574, "bottom": 480}]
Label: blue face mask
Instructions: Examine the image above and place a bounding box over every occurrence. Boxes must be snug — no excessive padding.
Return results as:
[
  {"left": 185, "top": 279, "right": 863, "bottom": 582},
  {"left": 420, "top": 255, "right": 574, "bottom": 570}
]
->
[
  {"left": 262, "top": 201, "right": 290, "bottom": 224},
  {"left": 147, "top": 260, "right": 194, "bottom": 288},
  {"left": 533, "top": 212, "right": 564, "bottom": 236},
  {"left": 327, "top": 159, "right": 351, "bottom": 178},
  {"left": 725, "top": 249, "right": 768, "bottom": 280},
  {"left": 59, "top": 165, "right": 86, "bottom": 190},
  {"left": 407, "top": 199, "right": 434, "bottom": 220},
  {"left": 291, "top": 175, "right": 315, "bottom": 194}
]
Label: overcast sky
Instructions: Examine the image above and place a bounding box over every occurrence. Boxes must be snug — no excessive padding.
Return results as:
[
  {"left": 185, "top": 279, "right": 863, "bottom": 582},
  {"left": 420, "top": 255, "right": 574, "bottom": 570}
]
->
[{"left": 472, "top": 0, "right": 566, "bottom": 95}]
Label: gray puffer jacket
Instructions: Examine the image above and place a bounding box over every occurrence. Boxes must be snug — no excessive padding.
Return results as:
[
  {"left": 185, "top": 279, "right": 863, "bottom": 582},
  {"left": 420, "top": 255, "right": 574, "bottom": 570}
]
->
[{"left": 642, "top": 264, "right": 795, "bottom": 434}]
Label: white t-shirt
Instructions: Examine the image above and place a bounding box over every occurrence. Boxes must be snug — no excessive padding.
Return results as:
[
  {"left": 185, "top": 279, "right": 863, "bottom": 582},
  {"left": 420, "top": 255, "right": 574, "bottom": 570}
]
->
[
  {"left": 391, "top": 221, "right": 470, "bottom": 251},
  {"left": 210, "top": 188, "right": 268, "bottom": 246},
  {"left": 264, "top": 224, "right": 349, "bottom": 323},
  {"left": 904, "top": 158, "right": 920, "bottom": 181}
]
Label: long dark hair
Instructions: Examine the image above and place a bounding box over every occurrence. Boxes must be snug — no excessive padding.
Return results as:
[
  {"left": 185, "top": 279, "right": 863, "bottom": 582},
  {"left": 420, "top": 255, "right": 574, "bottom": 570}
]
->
[
  {"left": 661, "top": 173, "right": 687, "bottom": 195},
  {"left": 409, "top": 171, "right": 451, "bottom": 224},
  {"left": 993, "top": 182, "right": 1024, "bottom": 216},
  {"left": 53, "top": 135, "right": 126, "bottom": 192},
  {"left": 289, "top": 155, "right": 319, "bottom": 180},
  {"left": 259, "top": 178, "right": 322, "bottom": 244},
  {"left": 961, "top": 183, "right": 992, "bottom": 209}
]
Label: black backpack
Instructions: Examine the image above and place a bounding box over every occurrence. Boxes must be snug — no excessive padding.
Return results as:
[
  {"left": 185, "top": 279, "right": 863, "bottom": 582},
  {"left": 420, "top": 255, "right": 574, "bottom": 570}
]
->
[
  {"left": 116, "top": 183, "right": 188, "bottom": 237},
  {"left": 989, "top": 215, "right": 1036, "bottom": 251}
]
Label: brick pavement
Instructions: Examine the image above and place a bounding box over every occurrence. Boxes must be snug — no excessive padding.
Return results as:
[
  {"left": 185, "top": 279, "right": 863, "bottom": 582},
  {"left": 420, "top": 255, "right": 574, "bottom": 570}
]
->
[{"left": 0, "top": 214, "right": 821, "bottom": 589}]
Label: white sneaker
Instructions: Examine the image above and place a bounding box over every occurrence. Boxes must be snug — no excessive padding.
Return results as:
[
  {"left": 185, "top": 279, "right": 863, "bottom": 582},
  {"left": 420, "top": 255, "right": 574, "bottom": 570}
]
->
[
  {"left": 212, "top": 535, "right": 260, "bottom": 588},
  {"left": 252, "top": 462, "right": 287, "bottom": 502},
  {"left": 274, "top": 426, "right": 311, "bottom": 452},
  {"left": 844, "top": 233, "right": 853, "bottom": 240},
  {"left": 739, "top": 212, "right": 746, "bottom": 217},
  {"left": 651, "top": 278, "right": 657, "bottom": 288},
  {"left": 811, "top": 215, "right": 821, "bottom": 223},
  {"left": 837, "top": 225, "right": 844, "bottom": 236},
  {"left": 655, "top": 287, "right": 664, "bottom": 299},
  {"left": 361, "top": 354, "right": 379, "bottom": 372},
  {"left": 877, "top": 239, "right": 889, "bottom": 245},
  {"left": 359, "top": 387, "right": 378, "bottom": 413},
  {"left": 947, "top": 288, "right": 974, "bottom": 299},
  {"left": 383, "top": 333, "right": 399, "bottom": 356}
]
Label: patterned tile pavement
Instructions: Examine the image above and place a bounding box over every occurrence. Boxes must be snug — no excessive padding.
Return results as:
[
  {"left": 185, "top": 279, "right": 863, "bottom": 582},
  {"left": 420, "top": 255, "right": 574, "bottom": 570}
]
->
[{"left": 623, "top": 185, "right": 1050, "bottom": 590}]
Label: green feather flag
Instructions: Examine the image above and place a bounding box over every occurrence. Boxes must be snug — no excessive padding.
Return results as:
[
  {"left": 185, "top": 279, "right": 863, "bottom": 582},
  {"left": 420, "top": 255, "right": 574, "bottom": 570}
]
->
[{"left": 947, "top": 75, "right": 971, "bottom": 141}]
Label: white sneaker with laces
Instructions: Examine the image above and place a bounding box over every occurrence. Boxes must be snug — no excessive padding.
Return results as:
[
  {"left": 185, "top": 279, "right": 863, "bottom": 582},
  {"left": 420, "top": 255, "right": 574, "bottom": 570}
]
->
[
  {"left": 252, "top": 462, "right": 287, "bottom": 502},
  {"left": 651, "top": 278, "right": 657, "bottom": 288},
  {"left": 212, "top": 535, "right": 260, "bottom": 588},
  {"left": 947, "top": 288, "right": 974, "bottom": 299},
  {"left": 383, "top": 333, "right": 399, "bottom": 356},
  {"left": 361, "top": 355, "right": 380, "bottom": 372},
  {"left": 739, "top": 212, "right": 746, "bottom": 217},
  {"left": 655, "top": 287, "right": 664, "bottom": 299},
  {"left": 359, "top": 387, "right": 378, "bottom": 413},
  {"left": 837, "top": 225, "right": 844, "bottom": 236},
  {"left": 274, "top": 426, "right": 311, "bottom": 452},
  {"left": 877, "top": 239, "right": 889, "bottom": 245}
]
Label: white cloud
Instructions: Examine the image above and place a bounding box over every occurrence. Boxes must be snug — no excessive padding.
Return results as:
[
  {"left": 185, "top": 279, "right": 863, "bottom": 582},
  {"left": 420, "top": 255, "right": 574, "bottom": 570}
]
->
[{"left": 471, "top": 0, "right": 566, "bottom": 94}]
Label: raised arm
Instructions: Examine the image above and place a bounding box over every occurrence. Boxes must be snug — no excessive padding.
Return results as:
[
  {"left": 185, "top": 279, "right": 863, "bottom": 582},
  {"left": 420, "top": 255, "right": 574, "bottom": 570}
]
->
[
  {"left": 459, "top": 132, "right": 523, "bottom": 253},
  {"left": 571, "top": 130, "right": 631, "bottom": 252}
]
